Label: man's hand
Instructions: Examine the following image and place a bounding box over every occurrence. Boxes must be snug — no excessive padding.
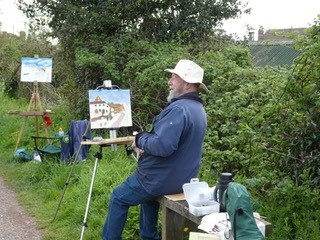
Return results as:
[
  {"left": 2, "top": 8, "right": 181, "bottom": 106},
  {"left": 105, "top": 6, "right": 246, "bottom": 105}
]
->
[{"left": 131, "top": 140, "right": 143, "bottom": 159}]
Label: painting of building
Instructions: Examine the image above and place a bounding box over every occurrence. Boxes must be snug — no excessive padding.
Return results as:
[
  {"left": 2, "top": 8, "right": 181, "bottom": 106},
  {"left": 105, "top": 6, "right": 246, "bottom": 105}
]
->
[{"left": 89, "top": 89, "right": 132, "bottom": 129}]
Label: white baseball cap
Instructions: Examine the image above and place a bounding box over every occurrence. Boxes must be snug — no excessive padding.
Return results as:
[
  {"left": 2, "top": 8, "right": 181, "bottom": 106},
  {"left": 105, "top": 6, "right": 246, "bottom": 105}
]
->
[{"left": 165, "top": 59, "right": 208, "bottom": 93}]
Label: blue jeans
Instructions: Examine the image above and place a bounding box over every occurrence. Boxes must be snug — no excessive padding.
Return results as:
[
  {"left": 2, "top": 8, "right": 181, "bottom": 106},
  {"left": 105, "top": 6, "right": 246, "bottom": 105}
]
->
[{"left": 102, "top": 173, "right": 160, "bottom": 240}]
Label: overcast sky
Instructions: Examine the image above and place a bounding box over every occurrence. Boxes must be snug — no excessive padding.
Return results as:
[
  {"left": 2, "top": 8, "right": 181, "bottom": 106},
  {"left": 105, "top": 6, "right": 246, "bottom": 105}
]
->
[
  {"left": 222, "top": 0, "right": 320, "bottom": 39},
  {"left": 0, "top": 0, "right": 319, "bottom": 39},
  {"left": 0, "top": 0, "right": 29, "bottom": 34}
]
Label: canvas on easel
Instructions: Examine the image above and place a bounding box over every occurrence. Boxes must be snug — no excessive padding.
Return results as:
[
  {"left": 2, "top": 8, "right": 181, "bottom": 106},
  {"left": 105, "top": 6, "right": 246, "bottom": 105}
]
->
[
  {"left": 10, "top": 57, "right": 53, "bottom": 153},
  {"left": 20, "top": 57, "right": 52, "bottom": 83},
  {"left": 88, "top": 89, "right": 132, "bottom": 129},
  {"left": 52, "top": 88, "right": 133, "bottom": 239}
]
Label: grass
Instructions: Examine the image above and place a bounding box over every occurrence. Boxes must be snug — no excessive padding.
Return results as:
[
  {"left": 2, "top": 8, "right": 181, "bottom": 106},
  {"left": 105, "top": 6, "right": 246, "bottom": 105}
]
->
[{"left": 0, "top": 90, "right": 140, "bottom": 239}]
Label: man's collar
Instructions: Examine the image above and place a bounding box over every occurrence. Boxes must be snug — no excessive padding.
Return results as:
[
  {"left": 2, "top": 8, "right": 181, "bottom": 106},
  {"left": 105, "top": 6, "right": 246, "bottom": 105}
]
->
[{"left": 170, "top": 91, "right": 203, "bottom": 104}]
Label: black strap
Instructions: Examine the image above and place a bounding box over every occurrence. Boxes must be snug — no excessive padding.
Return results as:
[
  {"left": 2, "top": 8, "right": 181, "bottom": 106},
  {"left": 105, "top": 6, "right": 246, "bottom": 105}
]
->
[{"left": 234, "top": 208, "right": 244, "bottom": 240}]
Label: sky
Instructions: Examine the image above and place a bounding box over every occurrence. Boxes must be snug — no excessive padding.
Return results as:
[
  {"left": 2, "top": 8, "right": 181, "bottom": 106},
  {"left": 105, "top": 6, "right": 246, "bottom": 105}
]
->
[
  {"left": 222, "top": 0, "right": 320, "bottom": 39},
  {"left": 0, "top": 0, "right": 29, "bottom": 34},
  {"left": 0, "top": 0, "right": 319, "bottom": 39}
]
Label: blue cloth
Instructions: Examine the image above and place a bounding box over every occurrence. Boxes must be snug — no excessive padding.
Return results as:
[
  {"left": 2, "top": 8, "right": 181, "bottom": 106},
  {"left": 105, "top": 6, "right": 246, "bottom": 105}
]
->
[
  {"left": 135, "top": 92, "right": 207, "bottom": 196},
  {"left": 102, "top": 92, "right": 207, "bottom": 239},
  {"left": 60, "top": 120, "right": 91, "bottom": 162},
  {"left": 102, "top": 173, "right": 160, "bottom": 240}
]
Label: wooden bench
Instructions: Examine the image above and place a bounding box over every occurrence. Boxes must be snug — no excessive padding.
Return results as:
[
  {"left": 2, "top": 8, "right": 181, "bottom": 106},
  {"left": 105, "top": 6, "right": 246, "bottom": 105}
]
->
[{"left": 158, "top": 193, "right": 272, "bottom": 240}]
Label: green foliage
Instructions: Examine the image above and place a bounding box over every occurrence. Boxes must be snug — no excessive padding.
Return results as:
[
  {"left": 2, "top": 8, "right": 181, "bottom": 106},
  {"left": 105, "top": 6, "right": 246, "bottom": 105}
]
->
[
  {"left": 0, "top": 31, "right": 69, "bottom": 112},
  {"left": 0, "top": 33, "right": 49, "bottom": 97},
  {"left": 70, "top": 37, "right": 249, "bottom": 129},
  {"left": 222, "top": 45, "right": 253, "bottom": 68},
  {"left": 18, "top": 0, "right": 248, "bottom": 43},
  {"left": 15, "top": 0, "right": 246, "bottom": 123},
  {"left": 199, "top": 18, "right": 320, "bottom": 190},
  {"left": 199, "top": 18, "right": 320, "bottom": 240},
  {"left": 248, "top": 177, "right": 320, "bottom": 240},
  {"left": 272, "top": 18, "right": 320, "bottom": 187},
  {"left": 122, "top": 41, "right": 191, "bottom": 129},
  {"left": 198, "top": 45, "right": 284, "bottom": 181}
]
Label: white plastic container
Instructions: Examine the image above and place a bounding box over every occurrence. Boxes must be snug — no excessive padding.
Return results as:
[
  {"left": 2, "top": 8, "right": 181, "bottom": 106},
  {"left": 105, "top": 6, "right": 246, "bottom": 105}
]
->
[{"left": 183, "top": 178, "right": 220, "bottom": 216}]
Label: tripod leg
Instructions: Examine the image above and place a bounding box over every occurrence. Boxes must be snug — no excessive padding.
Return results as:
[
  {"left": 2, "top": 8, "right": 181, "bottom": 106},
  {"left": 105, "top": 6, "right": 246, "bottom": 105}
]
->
[
  {"left": 80, "top": 155, "right": 100, "bottom": 240},
  {"left": 51, "top": 159, "right": 78, "bottom": 222},
  {"left": 52, "top": 121, "right": 91, "bottom": 221}
]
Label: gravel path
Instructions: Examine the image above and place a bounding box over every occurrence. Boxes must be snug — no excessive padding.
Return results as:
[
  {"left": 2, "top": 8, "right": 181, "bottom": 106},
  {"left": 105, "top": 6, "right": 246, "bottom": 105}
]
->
[{"left": 0, "top": 176, "right": 42, "bottom": 240}]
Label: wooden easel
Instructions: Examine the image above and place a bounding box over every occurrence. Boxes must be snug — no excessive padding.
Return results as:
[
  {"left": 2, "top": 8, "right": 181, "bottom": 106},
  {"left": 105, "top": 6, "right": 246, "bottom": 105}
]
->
[{"left": 9, "top": 82, "right": 52, "bottom": 153}]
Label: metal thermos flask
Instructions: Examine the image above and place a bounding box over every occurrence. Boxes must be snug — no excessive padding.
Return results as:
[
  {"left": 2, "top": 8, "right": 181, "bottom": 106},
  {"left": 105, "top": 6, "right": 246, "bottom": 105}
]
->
[{"left": 213, "top": 172, "right": 233, "bottom": 212}]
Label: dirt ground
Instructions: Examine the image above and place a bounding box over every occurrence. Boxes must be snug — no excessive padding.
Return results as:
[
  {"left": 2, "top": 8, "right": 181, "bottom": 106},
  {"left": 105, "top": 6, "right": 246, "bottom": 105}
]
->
[{"left": 0, "top": 176, "right": 42, "bottom": 240}]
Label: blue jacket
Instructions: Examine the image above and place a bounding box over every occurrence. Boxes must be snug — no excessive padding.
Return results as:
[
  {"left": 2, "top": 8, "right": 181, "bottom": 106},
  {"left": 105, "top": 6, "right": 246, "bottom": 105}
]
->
[
  {"left": 135, "top": 92, "right": 207, "bottom": 196},
  {"left": 61, "top": 120, "right": 91, "bottom": 162}
]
